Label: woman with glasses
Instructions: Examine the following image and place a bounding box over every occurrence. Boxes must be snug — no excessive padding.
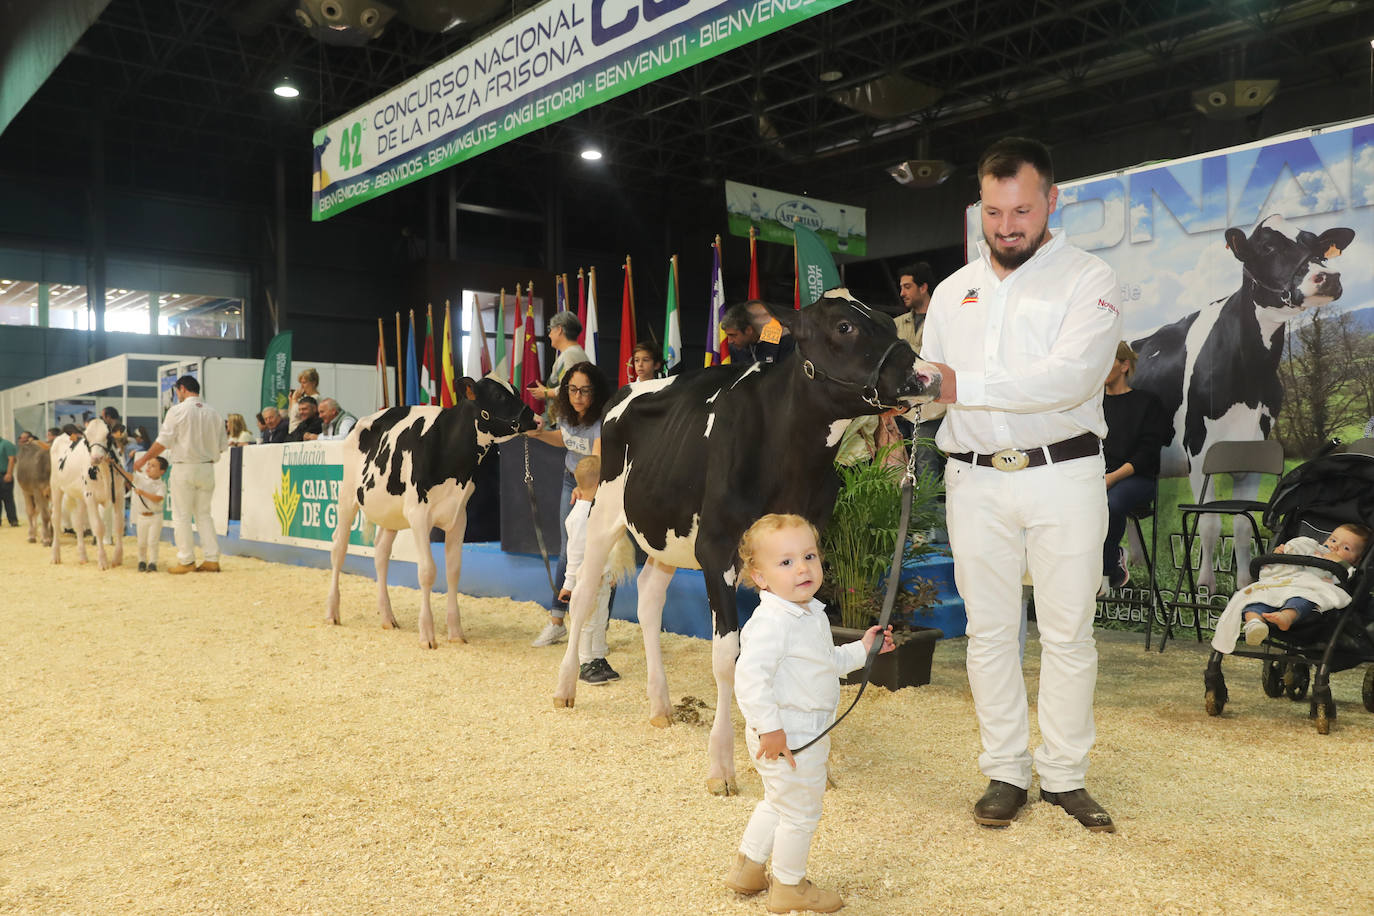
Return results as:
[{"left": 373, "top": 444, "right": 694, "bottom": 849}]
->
[{"left": 523, "top": 361, "right": 612, "bottom": 647}]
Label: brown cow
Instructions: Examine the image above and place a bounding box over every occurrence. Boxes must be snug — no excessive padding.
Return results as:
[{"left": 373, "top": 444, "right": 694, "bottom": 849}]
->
[{"left": 15, "top": 440, "right": 52, "bottom": 545}]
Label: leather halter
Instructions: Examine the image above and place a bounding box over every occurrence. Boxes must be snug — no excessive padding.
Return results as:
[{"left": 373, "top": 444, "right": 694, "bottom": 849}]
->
[{"left": 798, "top": 337, "right": 907, "bottom": 411}]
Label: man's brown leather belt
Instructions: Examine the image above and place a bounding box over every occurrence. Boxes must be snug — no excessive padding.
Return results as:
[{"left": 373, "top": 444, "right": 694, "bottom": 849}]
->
[{"left": 947, "top": 431, "right": 1101, "bottom": 472}]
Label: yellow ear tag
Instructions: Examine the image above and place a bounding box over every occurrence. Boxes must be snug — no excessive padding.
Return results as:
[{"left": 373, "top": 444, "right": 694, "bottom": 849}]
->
[
  {"left": 1326, "top": 244, "right": 1342, "bottom": 258},
  {"left": 760, "top": 318, "right": 783, "bottom": 344}
]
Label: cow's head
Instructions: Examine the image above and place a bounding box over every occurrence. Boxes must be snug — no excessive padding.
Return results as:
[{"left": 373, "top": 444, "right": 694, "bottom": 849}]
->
[
  {"left": 1225, "top": 220, "right": 1354, "bottom": 313},
  {"left": 463, "top": 374, "right": 538, "bottom": 441},
  {"left": 771, "top": 288, "right": 941, "bottom": 414}
]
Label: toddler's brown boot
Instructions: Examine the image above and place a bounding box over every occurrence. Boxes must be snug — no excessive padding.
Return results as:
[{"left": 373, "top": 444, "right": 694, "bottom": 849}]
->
[
  {"left": 724, "top": 852, "right": 768, "bottom": 895},
  {"left": 766, "top": 876, "right": 843, "bottom": 913}
]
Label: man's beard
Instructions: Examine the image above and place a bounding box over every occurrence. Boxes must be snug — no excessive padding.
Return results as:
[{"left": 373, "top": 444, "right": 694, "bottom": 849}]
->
[{"left": 988, "top": 223, "right": 1050, "bottom": 271}]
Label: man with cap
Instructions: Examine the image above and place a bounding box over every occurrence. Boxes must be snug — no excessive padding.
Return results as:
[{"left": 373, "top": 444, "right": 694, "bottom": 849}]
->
[{"left": 134, "top": 375, "right": 229, "bottom": 573}]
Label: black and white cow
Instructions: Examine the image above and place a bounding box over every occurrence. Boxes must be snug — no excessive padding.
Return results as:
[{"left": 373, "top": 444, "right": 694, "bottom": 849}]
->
[
  {"left": 325, "top": 376, "right": 537, "bottom": 648},
  {"left": 553, "top": 290, "right": 941, "bottom": 795},
  {"left": 49, "top": 418, "right": 125, "bottom": 569},
  {"left": 1131, "top": 220, "right": 1353, "bottom": 588}
]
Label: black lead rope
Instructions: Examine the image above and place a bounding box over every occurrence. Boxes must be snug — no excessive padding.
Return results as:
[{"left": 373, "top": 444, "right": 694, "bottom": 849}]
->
[
  {"left": 789, "top": 442, "right": 917, "bottom": 755},
  {"left": 522, "top": 436, "right": 559, "bottom": 598}
]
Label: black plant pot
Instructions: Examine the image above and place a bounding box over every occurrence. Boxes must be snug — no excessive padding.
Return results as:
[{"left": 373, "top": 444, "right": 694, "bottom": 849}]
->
[{"left": 831, "top": 625, "right": 943, "bottom": 692}]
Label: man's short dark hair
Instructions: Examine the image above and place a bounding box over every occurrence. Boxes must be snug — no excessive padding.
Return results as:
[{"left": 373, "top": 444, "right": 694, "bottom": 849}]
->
[
  {"left": 48, "top": 427, "right": 61, "bottom": 437},
  {"left": 62, "top": 423, "right": 81, "bottom": 435},
  {"left": 298, "top": 396, "right": 317, "bottom": 408},
  {"left": 720, "top": 302, "right": 755, "bottom": 332},
  {"left": 898, "top": 262, "right": 935, "bottom": 290},
  {"left": 102, "top": 406, "right": 121, "bottom": 422},
  {"left": 176, "top": 375, "right": 200, "bottom": 394},
  {"left": 977, "top": 137, "right": 1054, "bottom": 192}
]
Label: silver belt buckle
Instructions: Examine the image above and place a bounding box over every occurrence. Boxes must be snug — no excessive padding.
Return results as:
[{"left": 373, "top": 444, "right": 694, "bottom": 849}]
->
[{"left": 990, "top": 448, "right": 1030, "bottom": 471}]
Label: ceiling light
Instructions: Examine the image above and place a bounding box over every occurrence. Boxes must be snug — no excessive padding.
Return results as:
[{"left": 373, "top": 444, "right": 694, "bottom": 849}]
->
[
  {"left": 580, "top": 147, "right": 603, "bottom": 161},
  {"left": 819, "top": 69, "right": 843, "bottom": 83},
  {"left": 274, "top": 79, "right": 300, "bottom": 98}
]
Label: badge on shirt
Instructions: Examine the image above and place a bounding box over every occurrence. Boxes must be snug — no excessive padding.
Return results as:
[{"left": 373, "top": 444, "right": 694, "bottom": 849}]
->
[
  {"left": 961, "top": 289, "right": 979, "bottom": 306},
  {"left": 760, "top": 317, "right": 783, "bottom": 344}
]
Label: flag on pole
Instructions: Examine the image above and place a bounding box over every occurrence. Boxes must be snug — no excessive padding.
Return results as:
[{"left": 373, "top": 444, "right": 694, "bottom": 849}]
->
[
  {"left": 511, "top": 283, "right": 524, "bottom": 389},
  {"left": 260, "top": 330, "right": 293, "bottom": 410},
  {"left": 556, "top": 273, "right": 567, "bottom": 315},
  {"left": 422, "top": 304, "right": 438, "bottom": 404},
  {"left": 706, "top": 236, "right": 729, "bottom": 367},
  {"left": 663, "top": 255, "right": 681, "bottom": 373},
  {"left": 493, "top": 289, "right": 509, "bottom": 382},
  {"left": 405, "top": 310, "right": 420, "bottom": 406},
  {"left": 466, "top": 292, "right": 492, "bottom": 380},
  {"left": 440, "top": 300, "right": 457, "bottom": 407},
  {"left": 618, "top": 256, "right": 636, "bottom": 386},
  {"left": 520, "top": 300, "right": 541, "bottom": 412},
  {"left": 575, "top": 268, "right": 587, "bottom": 347},
  {"left": 793, "top": 221, "right": 843, "bottom": 308},
  {"left": 748, "top": 225, "right": 760, "bottom": 300},
  {"left": 584, "top": 267, "right": 600, "bottom": 365},
  {"left": 376, "top": 318, "right": 390, "bottom": 409}
]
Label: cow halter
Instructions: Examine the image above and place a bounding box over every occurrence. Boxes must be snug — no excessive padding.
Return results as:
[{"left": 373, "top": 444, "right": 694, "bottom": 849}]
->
[
  {"left": 798, "top": 337, "right": 907, "bottom": 411},
  {"left": 1242, "top": 254, "right": 1322, "bottom": 308}
]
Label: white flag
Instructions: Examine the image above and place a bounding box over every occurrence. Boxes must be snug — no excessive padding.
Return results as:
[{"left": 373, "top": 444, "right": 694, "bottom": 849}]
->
[{"left": 584, "top": 268, "right": 600, "bottom": 366}]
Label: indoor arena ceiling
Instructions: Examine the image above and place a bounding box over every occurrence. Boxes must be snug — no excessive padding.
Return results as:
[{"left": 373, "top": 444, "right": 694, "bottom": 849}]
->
[{"left": 3, "top": 0, "right": 1374, "bottom": 210}]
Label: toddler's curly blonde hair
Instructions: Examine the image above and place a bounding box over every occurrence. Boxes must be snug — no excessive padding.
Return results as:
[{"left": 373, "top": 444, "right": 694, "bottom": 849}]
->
[{"left": 737, "top": 513, "right": 821, "bottom": 591}]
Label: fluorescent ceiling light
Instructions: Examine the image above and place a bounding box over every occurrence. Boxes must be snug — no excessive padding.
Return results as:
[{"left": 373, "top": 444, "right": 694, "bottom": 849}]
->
[
  {"left": 580, "top": 148, "right": 603, "bottom": 161},
  {"left": 274, "top": 80, "right": 299, "bottom": 98}
]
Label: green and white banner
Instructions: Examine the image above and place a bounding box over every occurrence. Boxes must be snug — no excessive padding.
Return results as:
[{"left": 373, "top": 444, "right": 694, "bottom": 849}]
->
[
  {"left": 312, "top": 0, "right": 855, "bottom": 220},
  {"left": 240, "top": 442, "right": 391, "bottom": 557},
  {"left": 725, "top": 179, "right": 866, "bottom": 255}
]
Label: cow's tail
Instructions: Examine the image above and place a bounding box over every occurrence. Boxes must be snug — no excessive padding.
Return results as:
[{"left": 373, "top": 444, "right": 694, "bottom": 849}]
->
[{"left": 607, "top": 535, "right": 638, "bottom": 586}]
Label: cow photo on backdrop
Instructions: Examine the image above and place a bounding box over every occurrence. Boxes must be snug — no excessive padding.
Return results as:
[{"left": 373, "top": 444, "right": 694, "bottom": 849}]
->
[{"left": 965, "top": 116, "right": 1374, "bottom": 623}]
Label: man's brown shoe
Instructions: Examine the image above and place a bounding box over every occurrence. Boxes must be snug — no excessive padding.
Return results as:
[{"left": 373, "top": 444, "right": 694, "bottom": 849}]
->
[
  {"left": 195, "top": 561, "right": 221, "bottom": 572},
  {"left": 1040, "top": 788, "right": 1116, "bottom": 833},
  {"left": 166, "top": 562, "right": 196, "bottom": 575},
  {"left": 973, "top": 780, "right": 1028, "bottom": 827}
]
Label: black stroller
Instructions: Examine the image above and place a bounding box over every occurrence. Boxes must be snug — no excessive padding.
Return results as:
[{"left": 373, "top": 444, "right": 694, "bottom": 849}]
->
[{"left": 1203, "top": 440, "right": 1374, "bottom": 734}]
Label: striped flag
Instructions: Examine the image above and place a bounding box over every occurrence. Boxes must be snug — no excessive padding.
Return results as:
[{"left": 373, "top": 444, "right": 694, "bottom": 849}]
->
[
  {"left": 706, "top": 236, "right": 729, "bottom": 367},
  {"left": 511, "top": 283, "right": 524, "bottom": 389},
  {"left": 494, "top": 288, "right": 509, "bottom": 381},
  {"left": 466, "top": 292, "right": 492, "bottom": 381},
  {"left": 422, "top": 304, "right": 438, "bottom": 403},
  {"left": 584, "top": 266, "right": 600, "bottom": 365},
  {"left": 405, "top": 310, "right": 420, "bottom": 406},
  {"left": 575, "top": 268, "right": 587, "bottom": 347},
  {"left": 375, "top": 318, "right": 389, "bottom": 409},
  {"left": 618, "top": 256, "right": 636, "bottom": 387},
  {"left": 440, "top": 300, "right": 457, "bottom": 407},
  {"left": 663, "top": 255, "right": 681, "bottom": 373}
]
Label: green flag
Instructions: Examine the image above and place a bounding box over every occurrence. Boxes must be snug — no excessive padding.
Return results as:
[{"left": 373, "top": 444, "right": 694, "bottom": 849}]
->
[
  {"left": 261, "top": 331, "right": 293, "bottom": 409},
  {"left": 793, "top": 222, "right": 842, "bottom": 308}
]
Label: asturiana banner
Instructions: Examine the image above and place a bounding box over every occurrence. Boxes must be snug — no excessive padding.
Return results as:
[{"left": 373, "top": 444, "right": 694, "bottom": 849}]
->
[
  {"left": 312, "top": 0, "right": 855, "bottom": 220},
  {"left": 725, "top": 179, "right": 866, "bottom": 255}
]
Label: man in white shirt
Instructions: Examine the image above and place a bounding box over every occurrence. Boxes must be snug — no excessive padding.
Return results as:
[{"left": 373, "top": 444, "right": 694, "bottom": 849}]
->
[
  {"left": 923, "top": 137, "right": 1122, "bottom": 833},
  {"left": 134, "top": 375, "right": 229, "bottom": 573}
]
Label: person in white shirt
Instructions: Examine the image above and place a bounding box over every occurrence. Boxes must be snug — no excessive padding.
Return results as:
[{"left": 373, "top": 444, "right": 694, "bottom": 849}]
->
[
  {"left": 922, "top": 137, "right": 1122, "bottom": 833},
  {"left": 727, "top": 514, "right": 892, "bottom": 914},
  {"left": 306, "top": 398, "right": 357, "bottom": 441},
  {"left": 124, "top": 456, "right": 167, "bottom": 571},
  {"left": 134, "top": 375, "right": 229, "bottom": 574}
]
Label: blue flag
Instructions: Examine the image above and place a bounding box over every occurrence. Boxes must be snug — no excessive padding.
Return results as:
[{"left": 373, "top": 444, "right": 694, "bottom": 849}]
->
[{"left": 405, "top": 312, "right": 421, "bottom": 406}]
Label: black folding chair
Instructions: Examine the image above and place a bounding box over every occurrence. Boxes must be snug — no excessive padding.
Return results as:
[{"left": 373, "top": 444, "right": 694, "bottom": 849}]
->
[
  {"left": 1161, "top": 439, "right": 1286, "bottom": 652},
  {"left": 1097, "top": 477, "right": 1166, "bottom": 650}
]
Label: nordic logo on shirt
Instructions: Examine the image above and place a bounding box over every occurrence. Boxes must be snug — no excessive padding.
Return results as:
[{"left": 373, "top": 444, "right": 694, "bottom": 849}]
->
[{"left": 960, "top": 289, "right": 979, "bottom": 306}]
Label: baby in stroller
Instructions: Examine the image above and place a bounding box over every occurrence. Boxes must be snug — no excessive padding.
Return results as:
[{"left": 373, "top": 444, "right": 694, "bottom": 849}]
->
[{"left": 1211, "top": 523, "right": 1371, "bottom": 653}]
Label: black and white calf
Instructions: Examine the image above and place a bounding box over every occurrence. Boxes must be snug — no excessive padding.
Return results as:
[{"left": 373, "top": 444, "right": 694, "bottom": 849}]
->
[
  {"left": 554, "top": 290, "right": 941, "bottom": 795},
  {"left": 49, "top": 418, "right": 125, "bottom": 569},
  {"left": 325, "top": 376, "right": 537, "bottom": 647},
  {"left": 1131, "top": 220, "right": 1353, "bottom": 588}
]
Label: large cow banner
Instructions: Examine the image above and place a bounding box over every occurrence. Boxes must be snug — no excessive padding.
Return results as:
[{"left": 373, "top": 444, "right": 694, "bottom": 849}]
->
[{"left": 963, "top": 116, "right": 1374, "bottom": 631}]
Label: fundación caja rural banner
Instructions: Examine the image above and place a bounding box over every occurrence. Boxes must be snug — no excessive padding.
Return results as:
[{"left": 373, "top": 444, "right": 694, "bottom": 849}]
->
[{"left": 311, "top": 0, "right": 856, "bottom": 220}]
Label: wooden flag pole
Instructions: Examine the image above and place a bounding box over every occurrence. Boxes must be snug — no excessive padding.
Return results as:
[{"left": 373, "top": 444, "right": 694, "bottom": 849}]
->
[
  {"left": 395, "top": 311, "right": 403, "bottom": 405},
  {"left": 378, "top": 317, "right": 390, "bottom": 408}
]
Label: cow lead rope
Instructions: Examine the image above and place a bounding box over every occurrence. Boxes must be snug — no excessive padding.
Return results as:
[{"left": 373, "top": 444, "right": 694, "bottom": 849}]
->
[
  {"left": 523, "top": 437, "right": 559, "bottom": 597},
  {"left": 789, "top": 441, "right": 918, "bottom": 755}
]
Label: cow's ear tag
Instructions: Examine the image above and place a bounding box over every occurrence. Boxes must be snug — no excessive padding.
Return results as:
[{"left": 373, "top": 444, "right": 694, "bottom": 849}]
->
[
  {"left": 760, "top": 318, "right": 782, "bottom": 344},
  {"left": 1326, "top": 245, "right": 1342, "bottom": 258},
  {"left": 464, "top": 383, "right": 477, "bottom": 401}
]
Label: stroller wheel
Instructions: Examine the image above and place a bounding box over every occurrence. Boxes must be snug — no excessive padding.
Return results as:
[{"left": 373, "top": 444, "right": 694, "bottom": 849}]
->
[
  {"left": 1364, "top": 667, "right": 1374, "bottom": 714},
  {"left": 1284, "top": 662, "right": 1310, "bottom": 702},
  {"left": 1261, "top": 659, "right": 1284, "bottom": 698}
]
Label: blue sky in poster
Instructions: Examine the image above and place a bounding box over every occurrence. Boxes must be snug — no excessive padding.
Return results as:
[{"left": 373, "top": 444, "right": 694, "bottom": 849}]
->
[{"left": 965, "top": 117, "right": 1374, "bottom": 339}]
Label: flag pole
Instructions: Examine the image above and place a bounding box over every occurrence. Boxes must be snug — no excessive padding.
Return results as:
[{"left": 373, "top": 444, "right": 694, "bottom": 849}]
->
[
  {"left": 395, "top": 311, "right": 403, "bottom": 405},
  {"left": 378, "top": 317, "right": 390, "bottom": 408}
]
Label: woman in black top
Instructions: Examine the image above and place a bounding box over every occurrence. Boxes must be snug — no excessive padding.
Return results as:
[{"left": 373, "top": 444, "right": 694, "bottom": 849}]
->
[{"left": 1102, "top": 341, "right": 1170, "bottom": 589}]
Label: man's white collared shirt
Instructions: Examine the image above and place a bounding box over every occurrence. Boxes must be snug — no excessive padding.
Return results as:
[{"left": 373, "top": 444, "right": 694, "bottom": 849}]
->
[
  {"left": 157, "top": 396, "right": 228, "bottom": 464},
  {"left": 923, "top": 231, "right": 1121, "bottom": 455}
]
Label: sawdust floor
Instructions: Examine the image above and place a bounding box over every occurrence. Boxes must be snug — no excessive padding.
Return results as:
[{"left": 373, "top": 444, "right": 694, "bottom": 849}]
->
[{"left": 3, "top": 524, "right": 1373, "bottom": 915}]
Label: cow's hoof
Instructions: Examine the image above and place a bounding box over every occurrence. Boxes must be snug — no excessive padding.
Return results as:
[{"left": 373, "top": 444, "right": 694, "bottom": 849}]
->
[
  {"left": 27, "top": 536, "right": 35, "bottom": 543},
  {"left": 421, "top": 640, "right": 437, "bottom": 650},
  {"left": 707, "top": 778, "right": 738, "bottom": 797},
  {"left": 554, "top": 696, "right": 574, "bottom": 709},
  {"left": 448, "top": 635, "right": 468, "bottom": 644},
  {"left": 649, "top": 715, "right": 672, "bottom": 729},
  {"left": 381, "top": 621, "right": 396, "bottom": 630},
  {"left": 325, "top": 616, "right": 340, "bottom": 626}
]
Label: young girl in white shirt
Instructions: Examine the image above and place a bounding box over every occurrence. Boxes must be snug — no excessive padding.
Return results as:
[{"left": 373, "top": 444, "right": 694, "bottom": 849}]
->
[{"left": 727, "top": 513, "right": 892, "bottom": 913}]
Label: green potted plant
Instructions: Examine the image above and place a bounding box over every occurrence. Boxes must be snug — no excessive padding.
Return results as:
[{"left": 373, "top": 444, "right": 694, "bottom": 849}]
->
[{"left": 819, "top": 443, "right": 945, "bottom": 691}]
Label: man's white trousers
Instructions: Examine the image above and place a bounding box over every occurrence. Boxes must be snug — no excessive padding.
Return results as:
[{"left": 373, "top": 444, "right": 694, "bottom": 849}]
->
[{"left": 171, "top": 463, "right": 218, "bottom": 565}]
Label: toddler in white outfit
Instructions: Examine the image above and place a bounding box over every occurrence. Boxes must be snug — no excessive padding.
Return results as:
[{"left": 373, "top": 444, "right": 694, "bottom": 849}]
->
[
  {"left": 129, "top": 456, "right": 167, "bottom": 571},
  {"left": 726, "top": 513, "right": 892, "bottom": 914}
]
